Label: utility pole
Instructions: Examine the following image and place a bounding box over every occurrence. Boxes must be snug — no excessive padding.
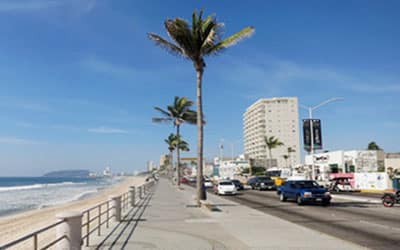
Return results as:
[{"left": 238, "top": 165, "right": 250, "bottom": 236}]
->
[{"left": 300, "top": 97, "right": 343, "bottom": 180}]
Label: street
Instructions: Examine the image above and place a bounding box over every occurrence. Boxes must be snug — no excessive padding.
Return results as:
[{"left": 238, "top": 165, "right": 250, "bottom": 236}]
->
[{"left": 189, "top": 183, "right": 400, "bottom": 249}]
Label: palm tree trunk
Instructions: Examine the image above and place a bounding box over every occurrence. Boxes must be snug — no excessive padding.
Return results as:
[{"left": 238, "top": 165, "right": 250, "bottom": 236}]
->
[
  {"left": 268, "top": 148, "right": 272, "bottom": 168},
  {"left": 196, "top": 67, "right": 206, "bottom": 204},
  {"left": 170, "top": 150, "right": 174, "bottom": 181},
  {"left": 176, "top": 125, "right": 181, "bottom": 186}
]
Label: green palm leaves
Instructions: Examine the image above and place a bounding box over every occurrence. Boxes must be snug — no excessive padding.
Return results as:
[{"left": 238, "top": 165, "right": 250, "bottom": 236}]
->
[
  {"left": 264, "top": 136, "right": 284, "bottom": 164},
  {"left": 153, "top": 96, "right": 197, "bottom": 126},
  {"left": 148, "top": 10, "right": 254, "bottom": 62}
]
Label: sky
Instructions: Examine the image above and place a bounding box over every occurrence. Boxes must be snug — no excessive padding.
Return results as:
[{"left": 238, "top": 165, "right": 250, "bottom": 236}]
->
[{"left": 0, "top": 0, "right": 399, "bottom": 176}]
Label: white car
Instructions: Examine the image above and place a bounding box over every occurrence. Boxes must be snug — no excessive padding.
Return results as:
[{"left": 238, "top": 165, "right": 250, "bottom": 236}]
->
[
  {"left": 214, "top": 181, "right": 237, "bottom": 195},
  {"left": 204, "top": 179, "right": 214, "bottom": 188}
]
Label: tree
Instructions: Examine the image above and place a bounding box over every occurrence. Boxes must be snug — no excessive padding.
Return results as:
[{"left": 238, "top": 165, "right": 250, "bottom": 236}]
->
[
  {"left": 148, "top": 10, "right": 254, "bottom": 204},
  {"left": 153, "top": 96, "right": 197, "bottom": 185},
  {"left": 282, "top": 154, "right": 289, "bottom": 168},
  {"left": 264, "top": 136, "right": 284, "bottom": 168},
  {"left": 287, "top": 147, "right": 296, "bottom": 167},
  {"left": 367, "top": 141, "right": 382, "bottom": 151},
  {"left": 164, "top": 133, "right": 177, "bottom": 180}
]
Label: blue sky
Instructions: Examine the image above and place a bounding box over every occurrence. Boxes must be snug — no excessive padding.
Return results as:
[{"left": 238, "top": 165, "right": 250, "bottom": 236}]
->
[{"left": 0, "top": 0, "right": 399, "bottom": 176}]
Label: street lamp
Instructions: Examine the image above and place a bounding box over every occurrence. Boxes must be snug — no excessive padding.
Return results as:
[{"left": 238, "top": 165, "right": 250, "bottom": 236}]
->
[{"left": 300, "top": 97, "right": 344, "bottom": 180}]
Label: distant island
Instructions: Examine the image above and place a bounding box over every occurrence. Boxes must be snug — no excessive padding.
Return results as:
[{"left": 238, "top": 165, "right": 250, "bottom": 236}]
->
[{"left": 43, "top": 170, "right": 91, "bottom": 178}]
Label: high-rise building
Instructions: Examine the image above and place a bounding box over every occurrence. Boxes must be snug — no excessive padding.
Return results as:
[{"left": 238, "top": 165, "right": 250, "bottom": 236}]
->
[{"left": 243, "top": 97, "right": 300, "bottom": 168}]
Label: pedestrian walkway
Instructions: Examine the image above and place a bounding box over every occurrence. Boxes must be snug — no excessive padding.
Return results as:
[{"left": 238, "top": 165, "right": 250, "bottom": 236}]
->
[{"left": 86, "top": 179, "right": 364, "bottom": 250}]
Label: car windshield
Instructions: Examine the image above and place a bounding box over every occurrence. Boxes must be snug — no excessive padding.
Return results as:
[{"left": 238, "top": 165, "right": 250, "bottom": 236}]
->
[
  {"left": 219, "top": 182, "right": 233, "bottom": 185},
  {"left": 257, "top": 177, "right": 272, "bottom": 182},
  {"left": 294, "top": 181, "right": 320, "bottom": 188},
  {"left": 231, "top": 180, "right": 240, "bottom": 184},
  {"left": 266, "top": 170, "right": 281, "bottom": 177}
]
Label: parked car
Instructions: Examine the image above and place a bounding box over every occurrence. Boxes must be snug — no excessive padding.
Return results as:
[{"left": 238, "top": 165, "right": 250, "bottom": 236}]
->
[
  {"left": 204, "top": 179, "right": 214, "bottom": 188},
  {"left": 231, "top": 179, "right": 244, "bottom": 190},
  {"left": 382, "top": 191, "right": 400, "bottom": 207},
  {"left": 247, "top": 176, "right": 276, "bottom": 190},
  {"left": 188, "top": 176, "right": 196, "bottom": 183},
  {"left": 213, "top": 181, "right": 237, "bottom": 195},
  {"left": 329, "top": 177, "right": 354, "bottom": 192},
  {"left": 278, "top": 180, "right": 331, "bottom": 206},
  {"left": 180, "top": 177, "right": 189, "bottom": 184}
]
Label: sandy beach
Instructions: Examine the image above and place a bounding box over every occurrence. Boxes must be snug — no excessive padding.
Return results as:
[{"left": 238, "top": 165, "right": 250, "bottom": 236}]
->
[{"left": 0, "top": 176, "right": 146, "bottom": 249}]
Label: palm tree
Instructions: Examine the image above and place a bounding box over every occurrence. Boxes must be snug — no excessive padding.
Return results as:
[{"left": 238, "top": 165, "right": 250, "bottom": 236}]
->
[
  {"left": 287, "top": 147, "right": 296, "bottom": 167},
  {"left": 282, "top": 155, "right": 289, "bottom": 168},
  {"left": 264, "top": 136, "right": 284, "bottom": 168},
  {"left": 148, "top": 10, "right": 254, "bottom": 203},
  {"left": 153, "top": 96, "right": 197, "bottom": 186},
  {"left": 175, "top": 135, "right": 190, "bottom": 178},
  {"left": 164, "top": 133, "right": 177, "bottom": 180}
]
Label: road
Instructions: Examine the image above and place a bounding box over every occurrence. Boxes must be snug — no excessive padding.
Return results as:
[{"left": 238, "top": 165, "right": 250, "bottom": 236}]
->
[{"left": 188, "top": 183, "right": 400, "bottom": 249}]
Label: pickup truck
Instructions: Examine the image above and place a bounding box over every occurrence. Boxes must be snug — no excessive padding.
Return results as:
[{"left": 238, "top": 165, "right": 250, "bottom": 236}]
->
[{"left": 277, "top": 180, "right": 331, "bottom": 206}]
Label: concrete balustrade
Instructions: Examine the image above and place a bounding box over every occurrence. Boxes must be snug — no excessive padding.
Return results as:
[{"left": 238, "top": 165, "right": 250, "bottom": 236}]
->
[
  {"left": 109, "top": 195, "right": 122, "bottom": 222},
  {"left": 138, "top": 186, "right": 143, "bottom": 199},
  {"left": 56, "top": 211, "right": 82, "bottom": 250},
  {"left": 130, "top": 186, "right": 136, "bottom": 207}
]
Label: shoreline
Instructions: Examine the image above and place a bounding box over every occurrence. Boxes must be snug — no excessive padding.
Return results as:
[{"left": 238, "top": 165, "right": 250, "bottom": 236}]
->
[{"left": 0, "top": 176, "right": 146, "bottom": 247}]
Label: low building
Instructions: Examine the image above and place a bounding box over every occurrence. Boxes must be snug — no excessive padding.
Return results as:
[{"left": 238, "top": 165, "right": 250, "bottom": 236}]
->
[
  {"left": 385, "top": 153, "right": 400, "bottom": 178},
  {"left": 217, "top": 158, "right": 250, "bottom": 180},
  {"left": 304, "top": 150, "right": 385, "bottom": 181}
]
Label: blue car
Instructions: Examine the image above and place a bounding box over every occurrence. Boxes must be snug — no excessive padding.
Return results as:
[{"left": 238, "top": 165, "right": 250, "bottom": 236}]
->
[{"left": 277, "top": 180, "right": 331, "bottom": 206}]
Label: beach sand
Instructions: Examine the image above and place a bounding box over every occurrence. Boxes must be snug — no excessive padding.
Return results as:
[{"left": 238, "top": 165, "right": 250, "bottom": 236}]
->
[{"left": 0, "top": 176, "right": 146, "bottom": 249}]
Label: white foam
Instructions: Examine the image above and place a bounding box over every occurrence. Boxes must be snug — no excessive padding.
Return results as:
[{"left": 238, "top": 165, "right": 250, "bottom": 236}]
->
[{"left": 0, "top": 182, "right": 83, "bottom": 192}]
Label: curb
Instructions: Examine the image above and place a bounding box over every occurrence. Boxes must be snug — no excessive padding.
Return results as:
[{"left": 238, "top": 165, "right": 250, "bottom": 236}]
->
[{"left": 331, "top": 194, "right": 381, "bottom": 204}]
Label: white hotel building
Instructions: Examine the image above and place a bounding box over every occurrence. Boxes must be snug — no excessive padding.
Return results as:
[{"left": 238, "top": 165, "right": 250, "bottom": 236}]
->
[{"left": 243, "top": 97, "right": 301, "bottom": 168}]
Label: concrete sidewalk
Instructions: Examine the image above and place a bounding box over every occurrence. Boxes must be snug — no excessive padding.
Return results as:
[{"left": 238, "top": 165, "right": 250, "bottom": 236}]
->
[{"left": 87, "top": 179, "right": 365, "bottom": 250}]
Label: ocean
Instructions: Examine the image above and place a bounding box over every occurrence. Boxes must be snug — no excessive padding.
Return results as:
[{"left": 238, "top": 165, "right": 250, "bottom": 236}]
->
[{"left": 0, "top": 176, "right": 121, "bottom": 217}]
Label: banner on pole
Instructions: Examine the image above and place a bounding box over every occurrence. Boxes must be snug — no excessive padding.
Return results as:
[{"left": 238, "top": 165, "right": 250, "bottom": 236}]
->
[{"left": 303, "top": 119, "right": 322, "bottom": 151}]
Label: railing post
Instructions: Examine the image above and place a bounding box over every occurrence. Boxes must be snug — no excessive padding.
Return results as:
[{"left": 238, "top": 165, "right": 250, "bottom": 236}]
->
[
  {"left": 56, "top": 211, "right": 82, "bottom": 250},
  {"left": 138, "top": 186, "right": 143, "bottom": 199},
  {"left": 130, "top": 186, "right": 136, "bottom": 207},
  {"left": 109, "top": 195, "right": 121, "bottom": 222}
]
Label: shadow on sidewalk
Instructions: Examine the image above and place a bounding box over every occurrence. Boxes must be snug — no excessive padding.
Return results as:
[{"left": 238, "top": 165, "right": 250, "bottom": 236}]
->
[{"left": 95, "top": 191, "right": 154, "bottom": 250}]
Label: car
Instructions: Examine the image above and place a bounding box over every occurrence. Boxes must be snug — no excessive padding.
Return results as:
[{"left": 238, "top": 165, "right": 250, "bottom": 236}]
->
[
  {"left": 180, "top": 177, "right": 189, "bottom": 184},
  {"left": 278, "top": 180, "right": 331, "bottom": 206},
  {"left": 188, "top": 176, "right": 196, "bottom": 183},
  {"left": 247, "top": 176, "right": 276, "bottom": 191},
  {"left": 204, "top": 179, "right": 214, "bottom": 188},
  {"left": 231, "top": 179, "right": 244, "bottom": 190},
  {"left": 213, "top": 181, "right": 237, "bottom": 195}
]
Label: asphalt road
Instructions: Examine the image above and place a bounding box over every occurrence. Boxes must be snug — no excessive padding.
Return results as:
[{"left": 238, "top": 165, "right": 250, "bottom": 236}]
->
[{"left": 188, "top": 183, "right": 400, "bottom": 250}]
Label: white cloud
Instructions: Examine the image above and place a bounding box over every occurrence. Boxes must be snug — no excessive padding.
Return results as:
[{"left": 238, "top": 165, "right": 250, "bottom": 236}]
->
[
  {"left": 216, "top": 58, "right": 400, "bottom": 97},
  {"left": 88, "top": 126, "right": 128, "bottom": 134},
  {"left": 0, "top": 137, "right": 41, "bottom": 145},
  {"left": 81, "top": 58, "right": 140, "bottom": 79}
]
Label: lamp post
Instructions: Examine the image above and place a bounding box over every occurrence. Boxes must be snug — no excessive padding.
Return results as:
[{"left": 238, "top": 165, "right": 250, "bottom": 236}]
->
[{"left": 300, "top": 97, "right": 343, "bottom": 180}]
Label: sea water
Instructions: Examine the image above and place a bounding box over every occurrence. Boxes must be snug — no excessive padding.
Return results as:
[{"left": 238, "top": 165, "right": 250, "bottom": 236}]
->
[{"left": 0, "top": 176, "right": 121, "bottom": 217}]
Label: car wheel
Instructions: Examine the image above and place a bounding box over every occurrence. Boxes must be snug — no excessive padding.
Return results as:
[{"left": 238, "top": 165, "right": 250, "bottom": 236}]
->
[
  {"left": 322, "top": 200, "right": 331, "bottom": 206},
  {"left": 296, "top": 195, "right": 303, "bottom": 206},
  {"left": 280, "top": 193, "right": 287, "bottom": 202},
  {"left": 382, "top": 196, "right": 394, "bottom": 207}
]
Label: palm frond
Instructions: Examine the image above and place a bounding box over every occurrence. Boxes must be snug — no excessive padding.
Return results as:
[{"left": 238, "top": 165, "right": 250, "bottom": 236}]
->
[
  {"left": 152, "top": 117, "right": 172, "bottom": 123},
  {"left": 165, "top": 18, "right": 196, "bottom": 59},
  {"left": 205, "top": 26, "right": 255, "bottom": 55},
  {"left": 148, "top": 33, "right": 186, "bottom": 58},
  {"left": 154, "top": 106, "right": 171, "bottom": 117}
]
